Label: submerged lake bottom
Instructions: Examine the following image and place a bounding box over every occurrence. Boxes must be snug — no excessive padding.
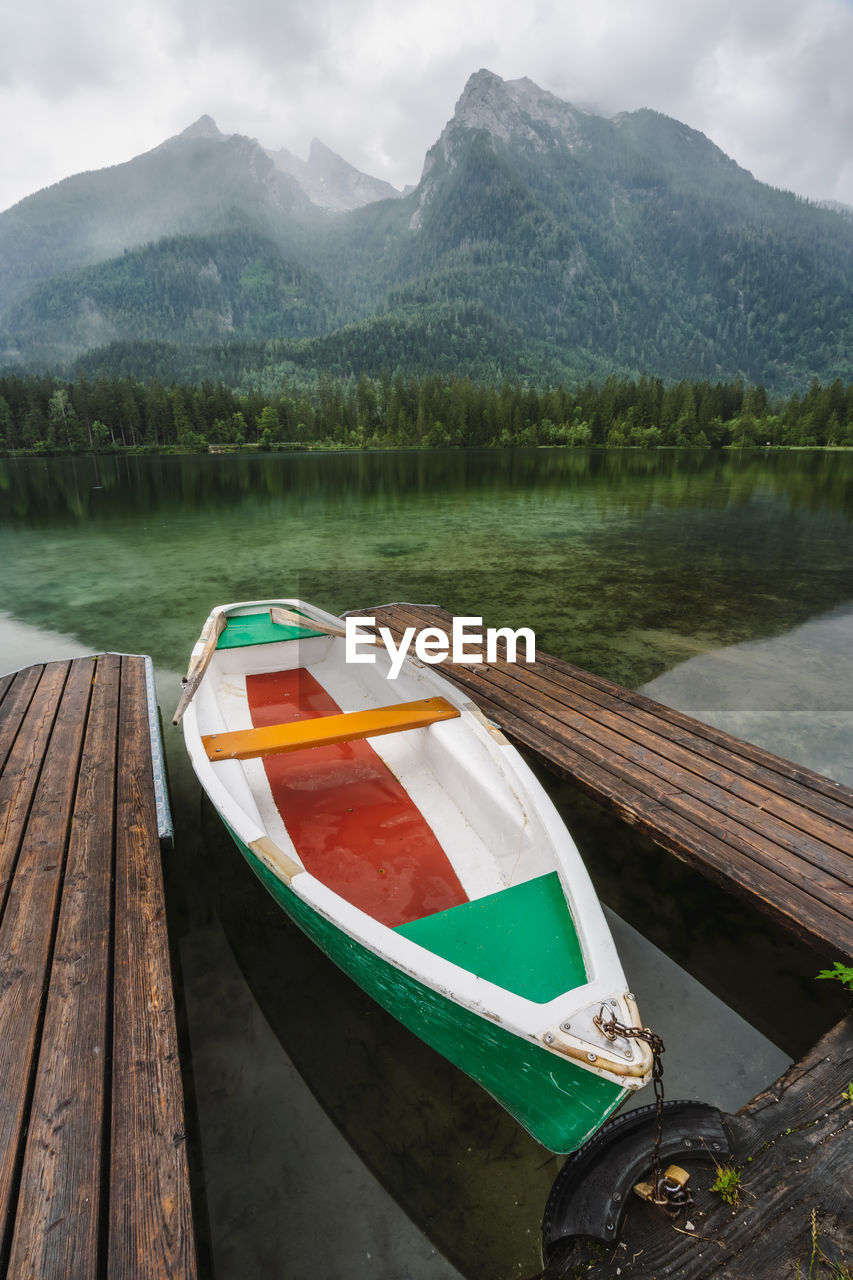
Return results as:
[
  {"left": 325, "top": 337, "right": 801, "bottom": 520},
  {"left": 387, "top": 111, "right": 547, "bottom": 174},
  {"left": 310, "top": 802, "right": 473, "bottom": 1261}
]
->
[{"left": 1, "top": 449, "right": 851, "bottom": 1276}]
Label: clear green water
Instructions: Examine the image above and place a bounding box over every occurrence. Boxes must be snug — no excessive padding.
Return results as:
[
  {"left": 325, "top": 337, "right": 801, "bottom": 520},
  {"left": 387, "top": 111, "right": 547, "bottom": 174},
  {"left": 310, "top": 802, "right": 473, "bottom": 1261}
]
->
[
  {"left": 1, "top": 446, "right": 852, "bottom": 1280},
  {"left": 2, "top": 447, "right": 852, "bottom": 686}
]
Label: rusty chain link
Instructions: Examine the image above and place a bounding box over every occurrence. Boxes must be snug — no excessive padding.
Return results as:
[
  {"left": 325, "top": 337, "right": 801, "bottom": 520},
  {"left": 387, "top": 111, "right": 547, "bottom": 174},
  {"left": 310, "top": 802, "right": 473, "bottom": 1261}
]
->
[{"left": 592, "top": 1008, "right": 694, "bottom": 1220}]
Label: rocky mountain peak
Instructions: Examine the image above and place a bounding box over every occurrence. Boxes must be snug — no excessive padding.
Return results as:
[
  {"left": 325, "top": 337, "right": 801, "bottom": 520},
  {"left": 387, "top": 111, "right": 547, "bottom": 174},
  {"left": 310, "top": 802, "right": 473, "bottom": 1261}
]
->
[
  {"left": 307, "top": 138, "right": 341, "bottom": 166},
  {"left": 411, "top": 70, "right": 587, "bottom": 228},
  {"left": 154, "top": 115, "right": 230, "bottom": 155},
  {"left": 175, "top": 115, "right": 226, "bottom": 142},
  {"left": 267, "top": 139, "right": 400, "bottom": 212},
  {"left": 450, "top": 69, "right": 586, "bottom": 148}
]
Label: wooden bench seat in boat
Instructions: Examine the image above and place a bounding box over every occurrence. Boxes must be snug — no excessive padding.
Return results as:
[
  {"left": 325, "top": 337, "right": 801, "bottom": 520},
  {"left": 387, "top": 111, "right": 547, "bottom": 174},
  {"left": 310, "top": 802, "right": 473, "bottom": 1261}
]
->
[
  {"left": 203, "top": 696, "right": 460, "bottom": 761},
  {"left": 395, "top": 872, "right": 588, "bottom": 1001}
]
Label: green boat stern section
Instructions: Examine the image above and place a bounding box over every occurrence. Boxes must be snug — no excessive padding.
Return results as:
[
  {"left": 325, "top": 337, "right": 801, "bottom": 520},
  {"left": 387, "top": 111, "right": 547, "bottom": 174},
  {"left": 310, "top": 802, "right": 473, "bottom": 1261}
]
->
[
  {"left": 395, "top": 871, "right": 587, "bottom": 1002},
  {"left": 216, "top": 610, "right": 326, "bottom": 649}
]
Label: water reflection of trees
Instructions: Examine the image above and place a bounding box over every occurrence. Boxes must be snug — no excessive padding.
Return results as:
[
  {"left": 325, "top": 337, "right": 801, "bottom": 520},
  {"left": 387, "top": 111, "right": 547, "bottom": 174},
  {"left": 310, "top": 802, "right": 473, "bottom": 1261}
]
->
[{"left": 2, "top": 448, "right": 852, "bottom": 527}]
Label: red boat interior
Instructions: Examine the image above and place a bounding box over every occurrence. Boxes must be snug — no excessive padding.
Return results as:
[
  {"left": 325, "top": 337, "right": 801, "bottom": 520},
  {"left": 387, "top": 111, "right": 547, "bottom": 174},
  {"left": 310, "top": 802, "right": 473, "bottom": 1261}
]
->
[
  {"left": 246, "top": 668, "right": 469, "bottom": 928},
  {"left": 245, "top": 663, "right": 589, "bottom": 1002}
]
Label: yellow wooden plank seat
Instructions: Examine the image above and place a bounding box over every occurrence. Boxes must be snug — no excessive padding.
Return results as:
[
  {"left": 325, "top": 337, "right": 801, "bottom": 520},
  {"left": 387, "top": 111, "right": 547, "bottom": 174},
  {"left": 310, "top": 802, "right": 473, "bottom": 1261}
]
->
[{"left": 202, "top": 696, "right": 460, "bottom": 762}]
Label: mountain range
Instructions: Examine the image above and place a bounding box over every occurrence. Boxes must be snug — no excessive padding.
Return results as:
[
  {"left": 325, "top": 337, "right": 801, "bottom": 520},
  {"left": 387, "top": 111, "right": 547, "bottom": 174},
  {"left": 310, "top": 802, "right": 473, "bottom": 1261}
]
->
[{"left": 2, "top": 68, "right": 853, "bottom": 392}]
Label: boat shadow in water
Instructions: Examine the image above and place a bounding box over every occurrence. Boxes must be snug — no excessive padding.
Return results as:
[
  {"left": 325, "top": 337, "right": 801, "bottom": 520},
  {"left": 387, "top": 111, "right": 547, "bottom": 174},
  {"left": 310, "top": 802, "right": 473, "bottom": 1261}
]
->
[{"left": 198, "top": 795, "right": 562, "bottom": 1280}]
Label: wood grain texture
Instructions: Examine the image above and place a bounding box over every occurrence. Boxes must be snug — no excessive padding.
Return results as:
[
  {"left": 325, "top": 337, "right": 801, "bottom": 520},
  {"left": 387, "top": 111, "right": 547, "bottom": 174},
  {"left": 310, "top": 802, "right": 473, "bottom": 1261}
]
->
[
  {"left": 203, "top": 694, "right": 459, "bottom": 760},
  {"left": 441, "top": 655, "right": 851, "bottom": 884},
  {"left": 172, "top": 610, "right": 225, "bottom": 725},
  {"left": 462, "top": 694, "right": 853, "bottom": 952},
  {"left": 521, "top": 651, "right": 853, "bottom": 836},
  {"left": 385, "top": 601, "right": 853, "bottom": 812},
  {"left": 0, "top": 653, "right": 197, "bottom": 1278},
  {"left": 0, "top": 657, "right": 92, "bottom": 1261},
  {"left": 0, "top": 665, "right": 43, "bottom": 776},
  {"left": 109, "top": 655, "right": 197, "bottom": 1279},
  {"left": 368, "top": 605, "right": 853, "bottom": 958},
  {"left": 474, "top": 649, "right": 853, "bottom": 859},
  {"left": 6, "top": 654, "right": 120, "bottom": 1277},
  {"left": 0, "top": 663, "right": 70, "bottom": 916}
]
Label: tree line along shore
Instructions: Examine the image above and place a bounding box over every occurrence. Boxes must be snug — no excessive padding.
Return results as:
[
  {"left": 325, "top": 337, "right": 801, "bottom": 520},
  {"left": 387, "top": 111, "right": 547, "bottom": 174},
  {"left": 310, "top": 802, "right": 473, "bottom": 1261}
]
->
[{"left": 2, "top": 370, "right": 852, "bottom": 454}]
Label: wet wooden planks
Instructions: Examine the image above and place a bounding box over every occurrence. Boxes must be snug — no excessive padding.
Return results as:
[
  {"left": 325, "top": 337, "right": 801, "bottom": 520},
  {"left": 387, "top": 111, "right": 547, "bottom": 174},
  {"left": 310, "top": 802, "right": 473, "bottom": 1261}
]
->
[
  {"left": 542, "top": 1013, "right": 853, "bottom": 1278},
  {"left": 0, "top": 654, "right": 196, "bottom": 1279},
  {"left": 365, "top": 604, "right": 853, "bottom": 960}
]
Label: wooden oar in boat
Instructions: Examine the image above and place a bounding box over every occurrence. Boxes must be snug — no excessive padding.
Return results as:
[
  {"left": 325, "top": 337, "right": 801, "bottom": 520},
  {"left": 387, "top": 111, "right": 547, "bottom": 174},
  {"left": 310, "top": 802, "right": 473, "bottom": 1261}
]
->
[
  {"left": 268, "top": 605, "right": 377, "bottom": 642},
  {"left": 173, "top": 610, "right": 227, "bottom": 724},
  {"left": 174, "top": 605, "right": 377, "bottom": 725}
]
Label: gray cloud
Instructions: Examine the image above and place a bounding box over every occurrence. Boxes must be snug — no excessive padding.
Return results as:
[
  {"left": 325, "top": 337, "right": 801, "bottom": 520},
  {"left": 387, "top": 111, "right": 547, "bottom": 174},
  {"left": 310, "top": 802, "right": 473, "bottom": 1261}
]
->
[
  {"left": 2, "top": 0, "right": 852, "bottom": 212},
  {"left": 166, "top": 0, "right": 333, "bottom": 78},
  {"left": 0, "top": 0, "right": 133, "bottom": 96}
]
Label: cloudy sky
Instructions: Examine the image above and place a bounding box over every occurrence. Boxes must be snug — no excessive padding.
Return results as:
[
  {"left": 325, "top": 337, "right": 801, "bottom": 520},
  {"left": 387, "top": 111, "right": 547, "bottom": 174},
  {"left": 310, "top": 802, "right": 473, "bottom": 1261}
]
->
[{"left": 2, "top": 0, "right": 852, "bottom": 214}]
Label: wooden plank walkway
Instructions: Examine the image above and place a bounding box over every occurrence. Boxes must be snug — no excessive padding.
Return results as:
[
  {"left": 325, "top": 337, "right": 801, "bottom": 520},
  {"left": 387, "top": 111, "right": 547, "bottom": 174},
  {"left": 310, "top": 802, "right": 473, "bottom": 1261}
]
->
[
  {"left": 364, "top": 604, "right": 853, "bottom": 959},
  {"left": 0, "top": 654, "right": 196, "bottom": 1279}
]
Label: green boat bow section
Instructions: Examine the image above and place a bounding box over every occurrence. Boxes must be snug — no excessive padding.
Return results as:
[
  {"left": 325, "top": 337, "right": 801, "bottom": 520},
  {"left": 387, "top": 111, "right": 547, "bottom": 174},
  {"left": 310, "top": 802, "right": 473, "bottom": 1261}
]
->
[
  {"left": 395, "top": 872, "right": 587, "bottom": 1003},
  {"left": 216, "top": 610, "right": 326, "bottom": 649},
  {"left": 237, "top": 833, "right": 626, "bottom": 1153}
]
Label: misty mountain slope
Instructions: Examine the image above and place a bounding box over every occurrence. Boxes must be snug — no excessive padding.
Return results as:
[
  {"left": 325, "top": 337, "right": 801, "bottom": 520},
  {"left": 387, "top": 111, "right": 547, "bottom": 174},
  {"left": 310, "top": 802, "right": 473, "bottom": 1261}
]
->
[
  {"left": 4, "top": 227, "right": 336, "bottom": 363},
  {"left": 386, "top": 71, "right": 853, "bottom": 386},
  {"left": 0, "top": 117, "right": 399, "bottom": 325},
  {"left": 70, "top": 297, "right": 618, "bottom": 391},
  {"left": 3, "top": 181, "right": 424, "bottom": 366},
  {"left": 3, "top": 69, "right": 853, "bottom": 390},
  {"left": 0, "top": 123, "right": 320, "bottom": 316}
]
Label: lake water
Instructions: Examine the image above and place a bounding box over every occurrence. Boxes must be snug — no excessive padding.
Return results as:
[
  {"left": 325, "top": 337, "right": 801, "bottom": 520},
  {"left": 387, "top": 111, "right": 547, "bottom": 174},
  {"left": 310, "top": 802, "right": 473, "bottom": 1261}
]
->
[{"left": 1, "top": 447, "right": 851, "bottom": 1279}]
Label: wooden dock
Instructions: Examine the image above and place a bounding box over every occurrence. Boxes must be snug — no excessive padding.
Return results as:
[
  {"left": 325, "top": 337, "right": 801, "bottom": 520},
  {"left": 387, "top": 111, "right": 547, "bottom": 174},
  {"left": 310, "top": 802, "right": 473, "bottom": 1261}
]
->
[
  {"left": 540, "top": 1012, "right": 853, "bottom": 1278},
  {"left": 365, "top": 604, "right": 853, "bottom": 959},
  {"left": 0, "top": 654, "right": 197, "bottom": 1278}
]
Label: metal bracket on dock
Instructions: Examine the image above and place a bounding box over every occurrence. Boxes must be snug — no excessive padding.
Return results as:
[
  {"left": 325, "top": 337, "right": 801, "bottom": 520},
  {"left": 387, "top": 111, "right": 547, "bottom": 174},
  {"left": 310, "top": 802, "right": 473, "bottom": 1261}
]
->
[
  {"left": 541, "top": 1101, "right": 729, "bottom": 1256},
  {"left": 143, "top": 654, "right": 174, "bottom": 849}
]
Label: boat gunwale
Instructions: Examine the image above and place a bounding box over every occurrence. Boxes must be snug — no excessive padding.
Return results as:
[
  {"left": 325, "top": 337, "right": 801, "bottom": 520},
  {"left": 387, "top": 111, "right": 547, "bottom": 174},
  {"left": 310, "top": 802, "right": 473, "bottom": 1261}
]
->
[{"left": 181, "top": 599, "right": 649, "bottom": 1084}]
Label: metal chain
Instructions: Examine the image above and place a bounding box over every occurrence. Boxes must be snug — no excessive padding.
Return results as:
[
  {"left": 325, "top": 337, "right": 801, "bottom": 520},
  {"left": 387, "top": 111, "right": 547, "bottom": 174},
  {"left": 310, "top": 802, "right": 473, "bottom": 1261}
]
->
[
  {"left": 593, "top": 1009, "right": 694, "bottom": 1220},
  {"left": 649, "top": 1033, "right": 666, "bottom": 1197}
]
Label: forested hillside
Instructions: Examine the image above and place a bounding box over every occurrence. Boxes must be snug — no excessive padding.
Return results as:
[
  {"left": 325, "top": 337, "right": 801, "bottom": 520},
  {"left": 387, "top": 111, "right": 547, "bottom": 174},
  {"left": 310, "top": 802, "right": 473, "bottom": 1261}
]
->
[
  {"left": 2, "top": 70, "right": 853, "bottom": 394},
  {"left": 5, "top": 228, "right": 336, "bottom": 363}
]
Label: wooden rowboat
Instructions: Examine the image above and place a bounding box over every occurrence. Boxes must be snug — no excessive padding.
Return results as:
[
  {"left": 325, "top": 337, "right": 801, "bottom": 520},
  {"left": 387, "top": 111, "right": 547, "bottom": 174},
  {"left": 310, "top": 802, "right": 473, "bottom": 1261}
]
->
[{"left": 177, "top": 599, "right": 654, "bottom": 1152}]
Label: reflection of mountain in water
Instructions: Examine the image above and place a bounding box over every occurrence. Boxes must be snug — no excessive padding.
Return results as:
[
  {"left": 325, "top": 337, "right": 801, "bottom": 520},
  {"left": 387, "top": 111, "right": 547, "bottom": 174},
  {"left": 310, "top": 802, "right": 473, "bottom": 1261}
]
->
[
  {"left": 2, "top": 449, "right": 851, "bottom": 693},
  {"left": 0, "top": 612, "right": 94, "bottom": 675},
  {"left": 642, "top": 604, "right": 853, "bottom": 788},
  {"left": 3, "top": 448, "right": 853, "bottom": 526}
]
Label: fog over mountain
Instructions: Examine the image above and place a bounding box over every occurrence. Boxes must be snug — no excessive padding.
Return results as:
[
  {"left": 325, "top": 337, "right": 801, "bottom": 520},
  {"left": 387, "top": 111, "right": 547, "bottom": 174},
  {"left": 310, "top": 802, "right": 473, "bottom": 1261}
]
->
[
  {"left": 2, "top": 70, "right": 852, "bottom": 392},
  {"left": 267, "top": 139, "right": 402, "bottom": 212}
]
